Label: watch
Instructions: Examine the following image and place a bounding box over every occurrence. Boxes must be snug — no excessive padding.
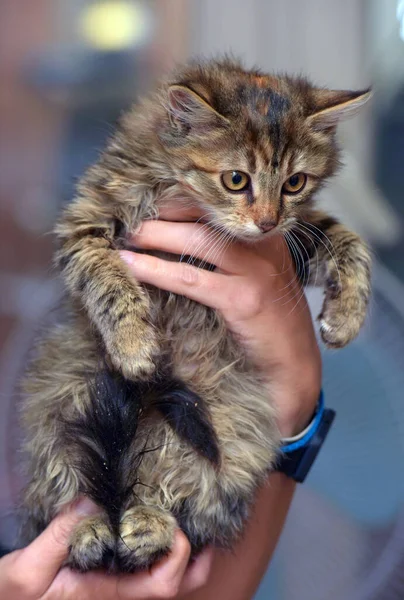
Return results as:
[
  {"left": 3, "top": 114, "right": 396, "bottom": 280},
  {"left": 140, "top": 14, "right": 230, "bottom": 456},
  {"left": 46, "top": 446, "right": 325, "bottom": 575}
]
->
[{"left": 276, "top": 391, "right": 336, "bottom": 483}]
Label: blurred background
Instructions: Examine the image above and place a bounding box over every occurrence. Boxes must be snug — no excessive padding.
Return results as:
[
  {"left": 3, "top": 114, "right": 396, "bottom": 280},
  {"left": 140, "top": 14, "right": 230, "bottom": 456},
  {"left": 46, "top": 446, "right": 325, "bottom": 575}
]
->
[{"left": 1, "top": 1, "right": 404, "bottom": 598}]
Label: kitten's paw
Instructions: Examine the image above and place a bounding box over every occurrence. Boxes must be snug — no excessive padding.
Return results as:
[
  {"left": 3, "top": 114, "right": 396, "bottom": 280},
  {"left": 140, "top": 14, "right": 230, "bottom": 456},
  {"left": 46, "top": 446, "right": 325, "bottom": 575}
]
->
[
  {"left": 319, "top": 295, "right": 366, "bottom": 348},
  {"left": 68, "top": 515, "right": 115, "bottom": 572},
  {"left": 117, "top": 506, "right": 177, "bottom": 572},
  {"left": 107, "top": 321, "right": 159, "bottom": 380}
]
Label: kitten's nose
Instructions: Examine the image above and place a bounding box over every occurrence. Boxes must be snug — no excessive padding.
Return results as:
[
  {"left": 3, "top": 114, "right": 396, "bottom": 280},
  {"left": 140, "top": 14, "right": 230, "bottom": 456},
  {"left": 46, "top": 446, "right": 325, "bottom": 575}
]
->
[{"left": 256, "top": 219, "right": 277, "bottom": 233}]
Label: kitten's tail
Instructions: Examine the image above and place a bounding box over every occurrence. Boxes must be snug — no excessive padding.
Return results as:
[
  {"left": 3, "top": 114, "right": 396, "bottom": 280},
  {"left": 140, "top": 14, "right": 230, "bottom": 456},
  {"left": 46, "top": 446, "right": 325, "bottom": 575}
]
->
[{"left": 63, "top": 370, "right": 219, "bottom": 532}]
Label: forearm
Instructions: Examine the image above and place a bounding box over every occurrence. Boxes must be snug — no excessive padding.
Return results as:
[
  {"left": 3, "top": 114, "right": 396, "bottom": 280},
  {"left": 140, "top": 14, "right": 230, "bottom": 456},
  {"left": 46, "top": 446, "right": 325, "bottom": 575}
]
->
[{"left": 181, "top": 473, "right": 295, "bottom": 600}]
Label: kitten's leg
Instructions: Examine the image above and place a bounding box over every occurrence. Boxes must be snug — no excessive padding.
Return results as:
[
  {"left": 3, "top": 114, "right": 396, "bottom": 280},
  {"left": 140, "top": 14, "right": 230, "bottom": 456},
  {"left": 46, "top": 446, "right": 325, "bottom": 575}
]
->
[
  {"left": 22, "top": 481, "right": 116, "bottom": 572},
  {"left": 133, "top": 368, "right": 279, "bottom": 560},
  {"left": 55, "top": 196, "right": 158, "bottom": 380},
  {"left": 68, "top": 514, "right": 115, "bottom": 572},
  {"left": 117, "top": 506, "right": 177, "bottom": 572},
  {"left": 21, "top": 318, "right": 117, "bottom": 570},
  {"left": 293, "top": 210, "right": 371, "bottom": 347}
]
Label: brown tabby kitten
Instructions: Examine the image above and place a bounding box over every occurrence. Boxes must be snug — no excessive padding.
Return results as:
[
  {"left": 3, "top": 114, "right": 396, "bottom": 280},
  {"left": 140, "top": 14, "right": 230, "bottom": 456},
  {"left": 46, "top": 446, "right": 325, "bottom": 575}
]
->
[{"left": 20, "top": 58, "right": 371, "bottom": 572}]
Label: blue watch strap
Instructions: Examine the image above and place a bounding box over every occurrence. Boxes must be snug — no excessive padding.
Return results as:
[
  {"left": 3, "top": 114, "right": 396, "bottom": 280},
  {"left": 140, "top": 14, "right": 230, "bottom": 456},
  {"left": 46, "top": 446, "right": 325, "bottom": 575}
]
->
[
  {"left": 281, "top": 390, "right": 325, "bottom": 454},
  {"left": 276, "top": 390, "right": 336, "bottom": 483}
]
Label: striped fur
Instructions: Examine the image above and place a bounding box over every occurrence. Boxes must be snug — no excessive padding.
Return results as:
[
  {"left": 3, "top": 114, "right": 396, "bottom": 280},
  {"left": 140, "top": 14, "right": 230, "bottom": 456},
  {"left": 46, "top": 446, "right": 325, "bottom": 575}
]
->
[{"left": 20, "top": 58, "right": 371, "bottom": 571}]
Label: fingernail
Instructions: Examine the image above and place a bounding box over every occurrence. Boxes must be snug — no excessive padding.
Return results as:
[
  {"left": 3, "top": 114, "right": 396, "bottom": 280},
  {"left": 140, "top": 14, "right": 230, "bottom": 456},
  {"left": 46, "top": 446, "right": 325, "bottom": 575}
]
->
[
  {"left": 73, "top": 497, "right": 100, "bottom": 516},
  {"left": 120, "top": 251, "right": 133, "bottom": 266}
]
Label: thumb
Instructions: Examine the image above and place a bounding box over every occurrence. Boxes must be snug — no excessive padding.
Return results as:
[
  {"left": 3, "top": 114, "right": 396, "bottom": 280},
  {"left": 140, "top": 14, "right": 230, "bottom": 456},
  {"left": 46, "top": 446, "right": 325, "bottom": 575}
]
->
[{"left": 13, "top": 498, "right": 99, "bottom": 596}]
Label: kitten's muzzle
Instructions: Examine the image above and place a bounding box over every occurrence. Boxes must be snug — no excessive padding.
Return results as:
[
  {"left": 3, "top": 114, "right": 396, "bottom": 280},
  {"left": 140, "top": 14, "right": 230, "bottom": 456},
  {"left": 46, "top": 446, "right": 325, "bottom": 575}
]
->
[{"left": 255, "top": 219, "right": 278, "bottom": 233}]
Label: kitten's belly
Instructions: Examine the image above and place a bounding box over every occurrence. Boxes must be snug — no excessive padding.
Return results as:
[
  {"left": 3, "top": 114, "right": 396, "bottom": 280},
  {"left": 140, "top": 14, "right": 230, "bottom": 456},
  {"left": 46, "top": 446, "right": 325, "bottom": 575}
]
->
[
  {"left": 148, "top": 285, "right": 227, "bottom": 383},
  {"left": 135, "top": 289, "right": 278, "bottom": 545}
]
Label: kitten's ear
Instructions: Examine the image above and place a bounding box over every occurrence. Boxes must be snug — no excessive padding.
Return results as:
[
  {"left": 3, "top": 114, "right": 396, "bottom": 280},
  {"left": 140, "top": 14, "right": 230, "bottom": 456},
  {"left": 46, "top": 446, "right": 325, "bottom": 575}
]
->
[
  {"left": 167, "top": 85, "right": 229, "bottom": 131},
  {"left": 308, "top": 88, "right": 372, "bottom": 130}
]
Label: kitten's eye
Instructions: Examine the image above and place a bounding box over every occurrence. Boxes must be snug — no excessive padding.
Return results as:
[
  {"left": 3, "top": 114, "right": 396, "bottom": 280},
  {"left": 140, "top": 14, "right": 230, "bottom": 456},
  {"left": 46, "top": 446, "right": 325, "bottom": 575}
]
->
[
  {"left": 221, "top": 171, "right": 250, "bottom": 192},
  {"left": 282, "top": 173, "right": 307, "bottom": 195}
]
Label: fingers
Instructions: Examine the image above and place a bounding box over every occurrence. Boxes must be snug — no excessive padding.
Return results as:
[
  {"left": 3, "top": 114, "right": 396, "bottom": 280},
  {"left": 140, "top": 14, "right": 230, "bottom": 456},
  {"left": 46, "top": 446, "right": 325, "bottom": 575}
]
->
[
  {"left": 42, "top": 567, "right": 119, "bottom": 599},
  {"left": 46, "top": 534, "right": 211, "bottom": 600},
  {"left": 120, "top": 248, "right": 299, "bottom": 323},
  {"left": 130, "top": 221, "right": 245, "bottom": 274},
  {"left": 132, "top": 220, "right": 292, "bottom": 279},
  {"left": 178, "top": 547, "right": 214, "bottom": 597},
  {"left": 120, "top": 250, "right": 235, "bottom": 312},
  {"left": 254, "top": 233, "right": 293, "bottom": 271},
  {"left": 117, "top": 530, "right": 192, "bottom": 599},
  {"left": 0, "top": 498, "right": 99, "bottom": 599}
]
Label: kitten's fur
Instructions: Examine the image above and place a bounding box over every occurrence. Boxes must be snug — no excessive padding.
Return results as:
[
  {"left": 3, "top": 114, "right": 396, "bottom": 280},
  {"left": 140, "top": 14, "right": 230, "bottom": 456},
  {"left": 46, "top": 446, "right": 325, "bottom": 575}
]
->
[{"left": 20, "top": 58, "right": 371, "bottom": 572}]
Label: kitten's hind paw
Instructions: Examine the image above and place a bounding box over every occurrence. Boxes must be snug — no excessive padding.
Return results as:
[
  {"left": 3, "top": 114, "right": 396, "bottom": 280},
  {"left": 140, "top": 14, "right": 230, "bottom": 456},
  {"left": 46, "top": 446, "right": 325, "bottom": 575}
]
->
[
  {"left": 117, "top": 506, "right": 177, "bottom": 572},
  {"left": 67, "top": 514, "right": 115, "bottom": 572}
]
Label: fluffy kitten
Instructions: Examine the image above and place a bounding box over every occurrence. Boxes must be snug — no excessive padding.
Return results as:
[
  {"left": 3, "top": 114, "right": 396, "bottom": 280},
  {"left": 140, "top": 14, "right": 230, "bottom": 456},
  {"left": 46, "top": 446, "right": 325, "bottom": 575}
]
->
[{"left": 20, "top": 58, "right": 371, "bottom": 572}]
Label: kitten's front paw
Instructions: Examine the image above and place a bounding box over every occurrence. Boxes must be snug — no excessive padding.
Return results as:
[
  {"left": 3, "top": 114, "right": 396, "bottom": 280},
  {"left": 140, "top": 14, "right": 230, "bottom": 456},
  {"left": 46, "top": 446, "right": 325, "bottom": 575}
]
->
[
  {"left": 117, "top": 506, "right": 176, "bottom": 572},
  {"left": 68, "top": 515, "right": 115, "bottom": 572},
  {"left": 319, "top": 292, "right": 367, "bottom": 349},
  {"left": 107, "top": 321, "right": 159, "bottom": 380}
]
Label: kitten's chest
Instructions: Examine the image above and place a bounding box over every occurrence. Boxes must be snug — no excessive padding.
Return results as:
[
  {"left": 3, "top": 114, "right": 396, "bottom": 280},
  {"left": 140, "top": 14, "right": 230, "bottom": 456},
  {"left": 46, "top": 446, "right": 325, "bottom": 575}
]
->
[{"left": 142, "top": 260, "right": 229, "bottom": 375}]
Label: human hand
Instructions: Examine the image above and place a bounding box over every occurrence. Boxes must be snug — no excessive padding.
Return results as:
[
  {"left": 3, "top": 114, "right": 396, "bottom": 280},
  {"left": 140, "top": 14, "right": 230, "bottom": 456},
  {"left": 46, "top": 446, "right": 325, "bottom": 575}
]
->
[
  {"left": 121, "top": 204, "right": 322, "bottom": 437},
  {"left": 0, "top": 498, "right": 212, "bottom": 599}
]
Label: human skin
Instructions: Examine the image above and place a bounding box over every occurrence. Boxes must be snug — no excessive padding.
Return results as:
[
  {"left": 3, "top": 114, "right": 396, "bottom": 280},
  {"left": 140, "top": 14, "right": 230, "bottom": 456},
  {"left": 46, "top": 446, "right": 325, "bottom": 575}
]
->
[{"left": 0, "top": 498, "right": 213, "bottom": 599}]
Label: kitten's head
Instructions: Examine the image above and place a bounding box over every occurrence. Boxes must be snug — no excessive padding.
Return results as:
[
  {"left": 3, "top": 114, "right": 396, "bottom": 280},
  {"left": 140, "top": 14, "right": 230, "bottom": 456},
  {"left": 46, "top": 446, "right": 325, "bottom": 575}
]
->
[{"left": 158, "top": 58, "right": 371, "bottom": 239}]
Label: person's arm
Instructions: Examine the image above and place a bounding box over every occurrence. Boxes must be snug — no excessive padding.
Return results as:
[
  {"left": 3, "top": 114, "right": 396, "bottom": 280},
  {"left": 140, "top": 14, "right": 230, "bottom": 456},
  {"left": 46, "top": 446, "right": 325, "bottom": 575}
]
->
[
  {"left": 121, "top": 208, "right": 321, "bottom": 599},
  {"left": 183, "top": 473, "right": 296, "bottom": 600}
]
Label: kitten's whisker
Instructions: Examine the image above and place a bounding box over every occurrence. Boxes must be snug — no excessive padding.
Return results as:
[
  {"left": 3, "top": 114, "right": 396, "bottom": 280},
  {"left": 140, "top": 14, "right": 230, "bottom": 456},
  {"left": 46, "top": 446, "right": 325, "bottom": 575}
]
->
[
  {"left": 202, "top": 230, "right": 235, "bottom": 271},
  {"left": 198, "top": 227, "right": 229, "bottom": 264},
  {"left": 286, "top": 231, "right": 305, "bottom": 284},
  {"left": 273, "top": 233, "right": 304, "bottom": 303},
  {"left": 181, "top": 225, "right": 217, "bottom": 265},
  {"left": 296, "top": 222, "right": 344, "bottom": 312},
  {"left": 267, "top": 236, "right": 296, "bottom": 278},
  {"left": 198, "top": 238, "right": 228, "bottom": 272},
  {"left": 287, "top": 230, "right": 304, "bottom": 281},
  {"left": 273, "top": 232, "right": 302, "bottom": 295},
  {"left": 289, "top": 230, "right": 311, "bottom": 288},
  {"left": 284, "top": 232, "right": 302, "bottom": 284},
  {"left": 270, "top": 231, "right": 304, "bottom": 284},
  {"left": 285, "top": 231, "right": 313, "bottom": 316},
  {"left": 187, "top": 219, "right": 234, "bottom": 271},
  {"left": 280, "top": 236, "right": 287, "bottom": 272},
  {"left": 303, "top": 222, "right": 341, "bottom": 288},
  {"left": 299, "top": 221, "right": 342, "bottom": 290},
  {"left": 280, "top": 233, "right": 307, "bottom": 311},
  {"left": 186, "top": 227, "right": 220, "bottom": 267},
  {"left": 179, "top": 215, "right": 218, "bottom": 263},
  {"left": 291, "top": 226, "right": 320, "bottom": 288},
  {"left": 180, "top": 223, "right": 212, "bottom": 264},
  {"left": 287, "top": 230, "right": 308, "bottom": 287},
  {"left": 211, "top": 233, "right": 236, "bottom": 271},
  {"left": 302, "top": 220, "right": 338, "bottom": 254},
  {"left": 286, "top": 282, "right": 307, "bottom": 316}
]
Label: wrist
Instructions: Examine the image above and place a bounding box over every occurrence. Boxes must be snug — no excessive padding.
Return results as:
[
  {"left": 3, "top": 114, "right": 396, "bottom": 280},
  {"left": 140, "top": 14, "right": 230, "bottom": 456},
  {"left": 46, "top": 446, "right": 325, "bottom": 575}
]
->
[
  {"left": 281, "top": 390, "right": 324, "bottom": 446},
  {"left": 273, "top": 382, "right": 322, "bottom": 438},
  {"left": 259, "top": 347, "right": 321, "bottom": 438},
  {"left": 276, "top": 391, "right": 335, "bottom": 483}
]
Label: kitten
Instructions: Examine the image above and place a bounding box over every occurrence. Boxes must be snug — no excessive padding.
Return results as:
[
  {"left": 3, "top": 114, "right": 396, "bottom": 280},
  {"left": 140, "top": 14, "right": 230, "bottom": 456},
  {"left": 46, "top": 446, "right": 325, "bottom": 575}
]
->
[{"left": 20, "top": 58, "right": 371, "bottom": 572}]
